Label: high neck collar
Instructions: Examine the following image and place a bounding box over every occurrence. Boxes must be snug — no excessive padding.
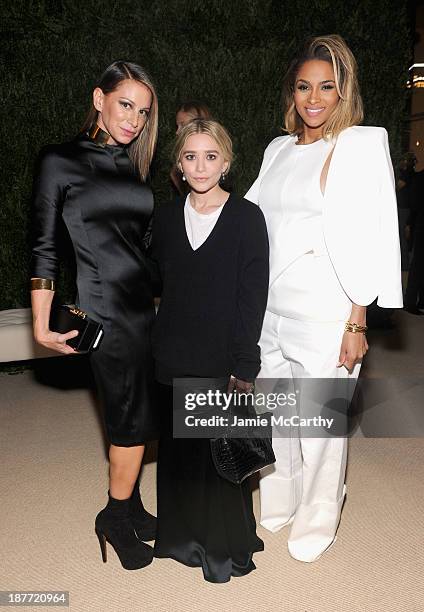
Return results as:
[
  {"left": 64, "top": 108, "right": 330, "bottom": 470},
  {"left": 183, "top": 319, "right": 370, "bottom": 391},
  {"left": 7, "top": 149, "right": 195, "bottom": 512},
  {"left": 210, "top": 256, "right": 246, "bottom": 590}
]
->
[{"left": 88, "top": 124, "right": 111, "bottom": 147}]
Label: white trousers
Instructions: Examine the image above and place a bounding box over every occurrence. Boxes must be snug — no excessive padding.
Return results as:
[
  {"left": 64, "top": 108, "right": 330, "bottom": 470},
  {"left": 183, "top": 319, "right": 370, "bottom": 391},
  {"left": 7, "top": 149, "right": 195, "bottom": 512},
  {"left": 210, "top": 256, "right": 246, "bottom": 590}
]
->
[{"left": 258, "top": 310, "right": 361, "bottom": 562}]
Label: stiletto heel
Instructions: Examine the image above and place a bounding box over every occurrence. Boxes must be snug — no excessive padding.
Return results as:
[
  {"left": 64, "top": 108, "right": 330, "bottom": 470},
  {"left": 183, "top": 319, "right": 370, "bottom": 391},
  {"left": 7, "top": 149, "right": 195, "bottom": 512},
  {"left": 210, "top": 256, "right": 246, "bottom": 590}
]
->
[
  {"left": 95, "top": 494, "right": 153, "bottom": 570},
  {"left": 96, "top": 529, "right": 107, "bottom": 563}
]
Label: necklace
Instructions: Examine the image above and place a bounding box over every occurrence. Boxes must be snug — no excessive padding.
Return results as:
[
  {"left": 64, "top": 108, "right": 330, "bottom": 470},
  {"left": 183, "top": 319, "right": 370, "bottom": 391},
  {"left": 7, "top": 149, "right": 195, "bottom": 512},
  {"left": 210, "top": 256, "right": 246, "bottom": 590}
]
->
[{"left": 88, "top": 124, "right": 110, "bottom": 147}]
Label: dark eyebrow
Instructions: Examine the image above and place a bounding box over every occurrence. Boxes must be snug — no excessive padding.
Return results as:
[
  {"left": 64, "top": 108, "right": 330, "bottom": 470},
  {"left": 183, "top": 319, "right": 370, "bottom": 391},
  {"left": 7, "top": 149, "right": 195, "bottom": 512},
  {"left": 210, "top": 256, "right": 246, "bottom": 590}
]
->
[
  {"left": 119, "top": 97, "right": 150, "bottom": 110},
  {"left": 296, "top": 79, "right": 336, "bottom": 85}
]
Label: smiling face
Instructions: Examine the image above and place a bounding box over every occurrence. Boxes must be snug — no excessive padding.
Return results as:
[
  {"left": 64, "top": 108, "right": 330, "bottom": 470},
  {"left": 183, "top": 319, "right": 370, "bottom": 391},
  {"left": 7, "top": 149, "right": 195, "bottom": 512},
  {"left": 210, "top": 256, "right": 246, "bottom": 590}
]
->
[
  {"left": 179, "top": 133, "right": 229, "bottom": 194},
  {"left": 93, "top": 79, "right": 152, "bottom": 145},
  {"left": 293, "top": 59, "right": 340, "bottom": 139}
]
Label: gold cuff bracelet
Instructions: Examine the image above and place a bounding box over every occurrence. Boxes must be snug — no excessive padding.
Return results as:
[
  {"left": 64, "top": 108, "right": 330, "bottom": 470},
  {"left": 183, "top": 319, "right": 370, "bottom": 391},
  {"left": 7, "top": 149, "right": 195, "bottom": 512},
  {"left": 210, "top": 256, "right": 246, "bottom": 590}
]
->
[{"left": 30, "top": 278, "right": 56, "bottom": 291}]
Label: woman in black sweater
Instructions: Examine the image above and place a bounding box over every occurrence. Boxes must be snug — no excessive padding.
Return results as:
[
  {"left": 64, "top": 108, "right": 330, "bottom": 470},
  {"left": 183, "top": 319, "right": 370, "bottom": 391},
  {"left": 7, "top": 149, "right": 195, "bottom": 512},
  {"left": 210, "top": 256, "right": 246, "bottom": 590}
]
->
[{"left": 151, "top": 119, "right": 269, "bottom": 582}]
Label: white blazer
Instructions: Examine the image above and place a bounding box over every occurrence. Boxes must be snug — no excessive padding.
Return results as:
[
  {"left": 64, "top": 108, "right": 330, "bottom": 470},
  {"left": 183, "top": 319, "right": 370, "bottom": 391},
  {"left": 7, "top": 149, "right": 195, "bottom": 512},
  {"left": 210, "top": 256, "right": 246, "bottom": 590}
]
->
[{"left": 245, "top": 126, "right": 403, "bottom": 308}]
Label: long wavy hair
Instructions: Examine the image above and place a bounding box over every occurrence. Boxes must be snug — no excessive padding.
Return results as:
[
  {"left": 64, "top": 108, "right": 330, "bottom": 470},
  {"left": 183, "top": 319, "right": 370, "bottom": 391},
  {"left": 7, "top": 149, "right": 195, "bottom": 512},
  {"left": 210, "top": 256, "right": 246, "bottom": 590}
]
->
[
  {"left": 282, "top": 35, "right": 363, "bottom": 139},
  {"left": 81, "top": 61, "right": 158, "bottom": 181}
]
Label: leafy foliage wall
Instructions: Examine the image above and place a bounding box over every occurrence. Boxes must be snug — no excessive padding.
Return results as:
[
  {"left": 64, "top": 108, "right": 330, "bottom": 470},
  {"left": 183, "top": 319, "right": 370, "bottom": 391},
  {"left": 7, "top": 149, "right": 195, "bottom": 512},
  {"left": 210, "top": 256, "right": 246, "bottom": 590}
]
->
[{"left": 0, "top": 0, "right": 411, "bottom": 309}]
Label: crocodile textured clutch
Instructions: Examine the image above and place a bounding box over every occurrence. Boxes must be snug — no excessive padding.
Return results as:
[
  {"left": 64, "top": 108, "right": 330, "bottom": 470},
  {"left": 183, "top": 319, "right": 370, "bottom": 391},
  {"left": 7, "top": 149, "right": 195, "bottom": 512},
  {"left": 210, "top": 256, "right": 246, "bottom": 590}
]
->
[{"left": 210, "top": 435, "right": 275, "bottom": 485}]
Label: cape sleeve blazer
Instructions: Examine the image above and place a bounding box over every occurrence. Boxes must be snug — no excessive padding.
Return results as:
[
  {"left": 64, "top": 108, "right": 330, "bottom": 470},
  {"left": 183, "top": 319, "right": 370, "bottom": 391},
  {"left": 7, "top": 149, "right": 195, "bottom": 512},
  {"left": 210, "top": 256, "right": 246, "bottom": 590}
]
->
[{"left": 245, "top": 126, "right": 403, "bottom": 308}]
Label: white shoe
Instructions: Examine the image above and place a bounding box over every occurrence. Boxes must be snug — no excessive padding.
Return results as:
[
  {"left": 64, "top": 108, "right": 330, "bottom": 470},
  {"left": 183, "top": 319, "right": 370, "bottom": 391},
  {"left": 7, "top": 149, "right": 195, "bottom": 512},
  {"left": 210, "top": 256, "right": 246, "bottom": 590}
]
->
[
  {"left": 288, "top": 536, "right": 338, "bottom": 563},
  {"left": 260, "top": 513, "right": 294, "bottom": 533}
]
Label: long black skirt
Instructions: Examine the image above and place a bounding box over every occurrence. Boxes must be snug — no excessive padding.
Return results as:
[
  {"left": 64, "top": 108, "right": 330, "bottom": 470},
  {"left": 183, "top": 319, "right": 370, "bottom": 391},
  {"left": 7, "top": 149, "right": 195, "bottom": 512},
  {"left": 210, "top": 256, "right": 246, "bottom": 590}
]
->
[{"left": 154, "top": 383, "right": 264, "bottom": 583}]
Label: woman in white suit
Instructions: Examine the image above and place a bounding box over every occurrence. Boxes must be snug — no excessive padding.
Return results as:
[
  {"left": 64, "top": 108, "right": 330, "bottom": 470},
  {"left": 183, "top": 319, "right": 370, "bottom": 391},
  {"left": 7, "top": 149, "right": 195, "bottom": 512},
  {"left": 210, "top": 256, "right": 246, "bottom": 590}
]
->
[{"left": 246, "top": 35, "right": 403, "bottom": 563}]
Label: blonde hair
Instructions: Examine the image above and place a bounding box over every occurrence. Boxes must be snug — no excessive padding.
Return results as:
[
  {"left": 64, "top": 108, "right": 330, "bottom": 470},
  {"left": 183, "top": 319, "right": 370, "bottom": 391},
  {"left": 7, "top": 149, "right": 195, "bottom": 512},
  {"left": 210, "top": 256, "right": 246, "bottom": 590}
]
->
[
  {"left": 176, "top": 101, "right": 212, "bottom": 121},
  {"left": 81, "top": 61, "right": 158, "bottom": 181},
  {"left": 282, "top": 34, "right": 363, "bottom": 139},
  {"left": 173, "top": 119, "right": 233, "bottom": 174}
]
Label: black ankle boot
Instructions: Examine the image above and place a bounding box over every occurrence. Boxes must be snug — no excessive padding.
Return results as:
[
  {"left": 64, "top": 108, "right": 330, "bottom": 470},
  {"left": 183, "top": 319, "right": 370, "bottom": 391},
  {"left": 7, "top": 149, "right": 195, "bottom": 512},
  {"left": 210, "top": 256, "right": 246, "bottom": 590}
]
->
[
  {"left": 95, "top": 494, "right": 153, "bottom": 570},
  {"left": 130, "top": 484, "right": 157, "bottom": 541}
]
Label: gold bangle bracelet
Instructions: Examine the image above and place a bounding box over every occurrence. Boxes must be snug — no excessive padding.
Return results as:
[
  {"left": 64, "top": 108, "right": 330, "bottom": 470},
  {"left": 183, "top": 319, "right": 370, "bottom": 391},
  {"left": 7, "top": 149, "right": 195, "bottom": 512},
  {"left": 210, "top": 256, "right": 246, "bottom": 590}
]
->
[
  {"left": 345, "top": 321, "right": 368, "bottom": 334},
  {"left": 30, "top": 278, "right": 56, "bottom": 291}
]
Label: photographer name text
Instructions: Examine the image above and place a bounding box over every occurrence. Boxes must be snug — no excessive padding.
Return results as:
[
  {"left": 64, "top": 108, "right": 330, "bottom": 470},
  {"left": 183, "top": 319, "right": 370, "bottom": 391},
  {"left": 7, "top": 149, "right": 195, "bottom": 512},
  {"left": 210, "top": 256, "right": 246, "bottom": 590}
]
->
[{"left": 185, "top": 414, "right": 334, "bottom": 429}]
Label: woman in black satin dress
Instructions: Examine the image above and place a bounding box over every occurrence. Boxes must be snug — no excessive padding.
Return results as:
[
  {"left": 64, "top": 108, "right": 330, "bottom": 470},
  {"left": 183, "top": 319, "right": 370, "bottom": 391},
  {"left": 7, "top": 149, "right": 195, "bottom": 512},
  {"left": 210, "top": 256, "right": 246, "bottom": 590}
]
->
[{"left": 30, "top": 61, "right": 159, "bottom": 570}]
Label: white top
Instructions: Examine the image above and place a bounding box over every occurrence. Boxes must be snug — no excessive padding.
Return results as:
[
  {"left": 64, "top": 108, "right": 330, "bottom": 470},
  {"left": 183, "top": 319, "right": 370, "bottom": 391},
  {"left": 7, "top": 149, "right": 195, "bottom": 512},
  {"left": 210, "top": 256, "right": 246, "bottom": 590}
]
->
[
  {"left": 260, "top": 136, "right": 332, "bottom": 261},
  {"left": 245, "top": 127, "right": 403, "bottom": 309},
  {"left": 184, "top": 194, "right": 225, "bottom": 250},
  {"left": 259, "top": 136, "right": 351, "bottom": 321}
]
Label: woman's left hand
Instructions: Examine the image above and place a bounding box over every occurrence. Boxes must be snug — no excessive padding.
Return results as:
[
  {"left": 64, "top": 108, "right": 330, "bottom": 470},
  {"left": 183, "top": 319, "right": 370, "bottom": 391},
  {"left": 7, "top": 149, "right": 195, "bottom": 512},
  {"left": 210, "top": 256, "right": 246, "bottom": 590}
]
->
[{"left": 337, "top": 331, "right": 368, "bottom": 373}]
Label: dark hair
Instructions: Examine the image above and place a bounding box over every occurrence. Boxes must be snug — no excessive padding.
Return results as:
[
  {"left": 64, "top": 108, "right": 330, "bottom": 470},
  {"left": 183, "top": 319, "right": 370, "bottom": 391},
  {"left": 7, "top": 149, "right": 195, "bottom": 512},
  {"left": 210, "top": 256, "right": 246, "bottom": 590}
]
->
[
  {"left": 81, "top": 61, "right": 158, "bottom": 181},
  {"left": 282, "top": 35, "right": 363, "bottom": 139},
  {"left": 176, "top": 100, "right": 212, "bottom": 121}
]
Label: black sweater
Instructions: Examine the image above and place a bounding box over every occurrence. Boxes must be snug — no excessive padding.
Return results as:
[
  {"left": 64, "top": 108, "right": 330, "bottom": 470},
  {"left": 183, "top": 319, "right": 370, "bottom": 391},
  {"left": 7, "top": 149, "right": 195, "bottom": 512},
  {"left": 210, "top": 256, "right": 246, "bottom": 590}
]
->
[{"left": 150, "top": 193, "right": 269, "bottom": 384}]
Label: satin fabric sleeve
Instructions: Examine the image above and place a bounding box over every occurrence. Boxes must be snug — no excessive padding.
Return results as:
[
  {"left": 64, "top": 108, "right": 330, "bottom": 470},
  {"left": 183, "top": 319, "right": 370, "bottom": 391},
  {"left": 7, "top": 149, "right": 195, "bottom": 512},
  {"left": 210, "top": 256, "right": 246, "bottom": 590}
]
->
[
  {"left": 376, "top": 129, "right": 403, "bottom": 308},
  {"left": 30, "top": 147, "right": 66, "bottom": 280},
  {"left": 231, "top": 202, "right": 269, "bottom": 382}
]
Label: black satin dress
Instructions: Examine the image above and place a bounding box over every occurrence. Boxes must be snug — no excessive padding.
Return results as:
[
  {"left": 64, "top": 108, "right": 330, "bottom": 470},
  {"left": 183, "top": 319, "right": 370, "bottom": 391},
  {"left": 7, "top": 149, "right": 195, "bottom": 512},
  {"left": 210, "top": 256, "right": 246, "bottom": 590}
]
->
[{"left": 31, "top": 133, "right": 158, "bottom": 446}]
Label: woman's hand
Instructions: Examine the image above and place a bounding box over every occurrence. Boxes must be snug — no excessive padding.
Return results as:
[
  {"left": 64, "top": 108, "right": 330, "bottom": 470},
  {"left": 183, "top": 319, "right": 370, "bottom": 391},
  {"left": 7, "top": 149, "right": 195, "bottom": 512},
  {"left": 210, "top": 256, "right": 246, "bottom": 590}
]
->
[
  {"left": 228, "top": 376, "right": 254, "bottom": 394},
  {"left": 31, "top": 284, "right": 78, "bottom": 355},
  {"left": 337, "top": 331, "right": 368, "bottom": 373},
  {"left": 34, "top": 328, "right": 79, "bottom": 355}
]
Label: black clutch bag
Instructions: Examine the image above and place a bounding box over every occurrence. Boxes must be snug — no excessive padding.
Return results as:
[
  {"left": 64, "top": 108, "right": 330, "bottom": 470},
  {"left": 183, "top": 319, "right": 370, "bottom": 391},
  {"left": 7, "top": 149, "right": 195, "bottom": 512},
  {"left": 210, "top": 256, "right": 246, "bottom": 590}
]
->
[
  {"left": 210, "top": 435, "right": 275, "bottom": 485},
  {"left": 49, "top": 305, "right": 104, "bottom": 353}
]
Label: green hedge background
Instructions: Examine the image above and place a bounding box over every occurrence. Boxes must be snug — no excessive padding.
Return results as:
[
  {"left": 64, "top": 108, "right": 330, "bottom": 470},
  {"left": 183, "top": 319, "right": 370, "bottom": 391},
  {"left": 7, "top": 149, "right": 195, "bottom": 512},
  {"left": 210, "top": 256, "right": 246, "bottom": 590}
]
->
[{"left": 0, "top": 0, "right": 411, "bottom": 310}]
